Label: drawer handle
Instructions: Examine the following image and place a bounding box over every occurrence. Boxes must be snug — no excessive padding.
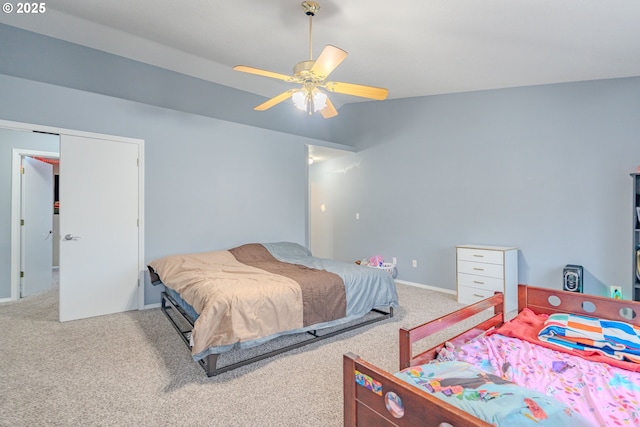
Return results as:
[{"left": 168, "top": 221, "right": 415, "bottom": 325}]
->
[
  {"left": 473, "top": 268, "right": 485, "bottom": 271},
  {"left": 473, "top": 254, "right": 484, "bottom": 257},
  {"left": 473, "top": 281, "right": 485, "bottom": 285},
  {"left": 473, "top": 294, "right": 484, "bottom": 298}
]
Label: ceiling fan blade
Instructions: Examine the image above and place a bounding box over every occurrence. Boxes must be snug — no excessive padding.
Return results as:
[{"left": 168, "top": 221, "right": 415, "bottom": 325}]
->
[
  {"left": 325, "top": 81, "right": 388, "bottom": 100},
  {"left": 310, "top": 45, "right": 348, "bottom": 79},
  {"left": 233, "top": 65, "right": 292, "bottom": 81},
  {"left": 320, "top": 97, "right": 338, "bottom": 119},
  {"left": 254, "top": 89, "right": 296, "bottom": 111}
]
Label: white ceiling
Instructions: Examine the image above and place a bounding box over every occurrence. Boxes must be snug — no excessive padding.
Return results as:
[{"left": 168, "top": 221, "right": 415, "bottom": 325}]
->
[{"left": 2, "top": 0, "right": 639, "bottom": 111}]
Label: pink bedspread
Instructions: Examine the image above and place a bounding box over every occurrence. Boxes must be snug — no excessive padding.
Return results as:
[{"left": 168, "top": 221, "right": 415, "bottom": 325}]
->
[{"left": 441, "top": 333, "right": 640, "bottom": 426}]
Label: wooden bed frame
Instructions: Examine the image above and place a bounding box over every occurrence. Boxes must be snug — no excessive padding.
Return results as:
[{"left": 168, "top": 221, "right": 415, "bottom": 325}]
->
[{"left": 344, "top": 285, "right": 640, "bottom": 426}]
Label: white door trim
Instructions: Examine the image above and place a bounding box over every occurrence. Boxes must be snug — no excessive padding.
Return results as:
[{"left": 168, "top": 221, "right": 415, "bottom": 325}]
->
[{"left": 1, "top": 119, "right": 145, "bottom": 311}]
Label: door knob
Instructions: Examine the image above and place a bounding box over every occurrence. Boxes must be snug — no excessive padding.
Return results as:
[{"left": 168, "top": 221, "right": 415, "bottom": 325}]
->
[{"left": 64, "top": 234, "right": 80, "bottom": 241}]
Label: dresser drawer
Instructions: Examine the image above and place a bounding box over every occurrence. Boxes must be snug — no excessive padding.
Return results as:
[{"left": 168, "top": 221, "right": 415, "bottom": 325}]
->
[
  {"left": 457, "top": 260, "right": 504, "bottom": 279},
  {"left": 457, "top": 285, "right": 496, "bottom": 306},
  {"left": 457, "top": 272, "right": 503, "bottom": 292},
  {"left": 457, "top": 248, "right": 504, "bottom": 265}
]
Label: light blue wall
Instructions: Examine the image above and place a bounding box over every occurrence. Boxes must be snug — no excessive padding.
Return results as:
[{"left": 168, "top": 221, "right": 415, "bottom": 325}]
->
[
  {"left": 0, "top": 129, "right": 58, "bottom": 299},
  {"left": 3, "top": 22, "right": 639, "bottom": 303},
  {"left": 312, "top": 77, "right": 640, "bottom": 297},
  {"left": 0, "top": 23, "right": 355, "bottom": 305},
  {"left": 0, "top": 23, "right": 343, "bottom": 143},
  {"left": 0, "top": 74, "right": 320, "bottom": 304}
]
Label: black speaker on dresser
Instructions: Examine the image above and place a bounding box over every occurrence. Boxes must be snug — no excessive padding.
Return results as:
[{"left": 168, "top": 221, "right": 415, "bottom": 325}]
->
[{"left": 563, "top": 264, "right": 583, "bottom": 293}]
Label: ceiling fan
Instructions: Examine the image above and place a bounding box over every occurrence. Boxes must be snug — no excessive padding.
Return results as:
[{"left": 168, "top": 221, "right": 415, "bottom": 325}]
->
[{"left": 233, "top": 1, "right": 388, "bottom": 118}]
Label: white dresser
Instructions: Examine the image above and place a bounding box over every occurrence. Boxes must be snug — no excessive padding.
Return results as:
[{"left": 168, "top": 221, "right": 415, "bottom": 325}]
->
[{"left": 456, "top": 244, "right": 518, "bottom": 313}]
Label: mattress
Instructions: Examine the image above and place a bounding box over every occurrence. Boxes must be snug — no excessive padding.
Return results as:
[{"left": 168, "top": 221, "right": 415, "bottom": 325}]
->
[
  {"left": 437, "top": 319, "right": 640, "bottom": 425},
  {"left": 149, "top": 242, "right": 398, "bottom": 361}
]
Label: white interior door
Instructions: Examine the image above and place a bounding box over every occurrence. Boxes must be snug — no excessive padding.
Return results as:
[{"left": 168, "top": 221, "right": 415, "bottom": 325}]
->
[
  {"left": 21, "top": 157, "right": 53, "bottom": 297},
  {"left": 59, "top": 134, "right": 140, "bottom": 322}
]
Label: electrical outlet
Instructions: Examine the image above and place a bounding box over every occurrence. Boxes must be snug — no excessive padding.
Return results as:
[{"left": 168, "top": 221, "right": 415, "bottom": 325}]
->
[
  {"left": 412, "top": 259, "right": 417, "bottom": 268},
  {"left": 355, "top": 213, "right": 360, "bottom": 220},
  {"left": 392, "top": 257, "right": 397, "bottom": 265},
  {"left": 610, "top": 285, "right": 623, "bottom": 299}
]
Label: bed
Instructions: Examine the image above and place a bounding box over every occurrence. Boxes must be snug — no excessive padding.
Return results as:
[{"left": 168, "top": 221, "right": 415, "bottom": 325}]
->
[
  {"left": 148, "top": 242, "right": 398, "bottom": 376},
  {"left": 344, "top": 285, "right": 640, "bottom": 426}
]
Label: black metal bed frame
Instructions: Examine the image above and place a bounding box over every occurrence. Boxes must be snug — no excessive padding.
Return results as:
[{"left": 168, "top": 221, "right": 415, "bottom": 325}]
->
[{"left": 160, "top": 291, "right": 394, "bottom": 377}]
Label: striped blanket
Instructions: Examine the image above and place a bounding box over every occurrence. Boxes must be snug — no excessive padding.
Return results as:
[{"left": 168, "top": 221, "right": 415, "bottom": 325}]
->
[{"left": 538, "top": 313, "right": 640, "bottom": 363}]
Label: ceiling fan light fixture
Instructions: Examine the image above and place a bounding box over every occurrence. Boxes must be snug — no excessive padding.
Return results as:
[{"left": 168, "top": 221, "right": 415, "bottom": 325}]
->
[
  {"left": 312, "top": 89, "right": 327, "bottom": 111},
  {"left": 292, "top": 90, "right": 307, "bottom": 111},
  {"left": 292, "top": 88, "right": 327, "bottom": 113}
]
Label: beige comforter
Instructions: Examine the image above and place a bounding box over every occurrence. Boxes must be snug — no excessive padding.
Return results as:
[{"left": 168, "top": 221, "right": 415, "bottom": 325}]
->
[{"left": 148, "top": 244, "right": 346, "bottom": 356}]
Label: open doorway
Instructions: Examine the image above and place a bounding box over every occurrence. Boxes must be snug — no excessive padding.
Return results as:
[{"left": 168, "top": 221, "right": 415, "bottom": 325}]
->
[
  {"left": 21, "top": 154, "right": 60, "bottom": 297},
  {"left": 3, "top": 120, "right": 145, "bottom": 322},
  {"left": 12, "top": 149, "right": 60, "bottom": 299},
  {"left": 307, "top": 144, "right": 354, "bottom": 258}
]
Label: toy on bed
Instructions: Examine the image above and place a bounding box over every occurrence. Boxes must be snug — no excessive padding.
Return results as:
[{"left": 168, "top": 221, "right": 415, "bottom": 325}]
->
[
  {"left": 344, "top": 285, "right": 640, "bottom": 426},
  {"left": 148, "top": 242, "right": 398, "bottom": 376}
]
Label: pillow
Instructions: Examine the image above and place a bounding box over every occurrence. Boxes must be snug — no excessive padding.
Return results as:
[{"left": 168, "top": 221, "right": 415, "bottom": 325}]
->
[
  {"left": 491, "top": 308, "right": 640, "bottom": 372},
  {"left": 262, "top": 242, "right": 312, "bottom": 259},
  {"left": 538, "top": 312, "right": 640, "bottom": 363}
]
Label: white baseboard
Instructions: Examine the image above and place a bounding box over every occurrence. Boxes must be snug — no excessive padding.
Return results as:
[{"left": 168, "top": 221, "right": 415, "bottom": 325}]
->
[
  {"left": 395, "top": 279, "right": 457, "bottom": 296},
  {"left": 144, "top": 303, "right": 161, "bottom": 310}
]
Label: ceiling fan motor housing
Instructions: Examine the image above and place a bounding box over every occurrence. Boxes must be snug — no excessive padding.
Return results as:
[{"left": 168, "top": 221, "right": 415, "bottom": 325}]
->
[{"left": 293, "top": 60, "right": 319, "bottom": 82}]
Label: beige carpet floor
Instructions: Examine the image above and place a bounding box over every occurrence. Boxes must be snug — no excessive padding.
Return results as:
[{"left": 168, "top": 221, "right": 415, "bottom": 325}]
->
[{"left": 0, "top": 282, "right": 487, "bottom": 427}]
